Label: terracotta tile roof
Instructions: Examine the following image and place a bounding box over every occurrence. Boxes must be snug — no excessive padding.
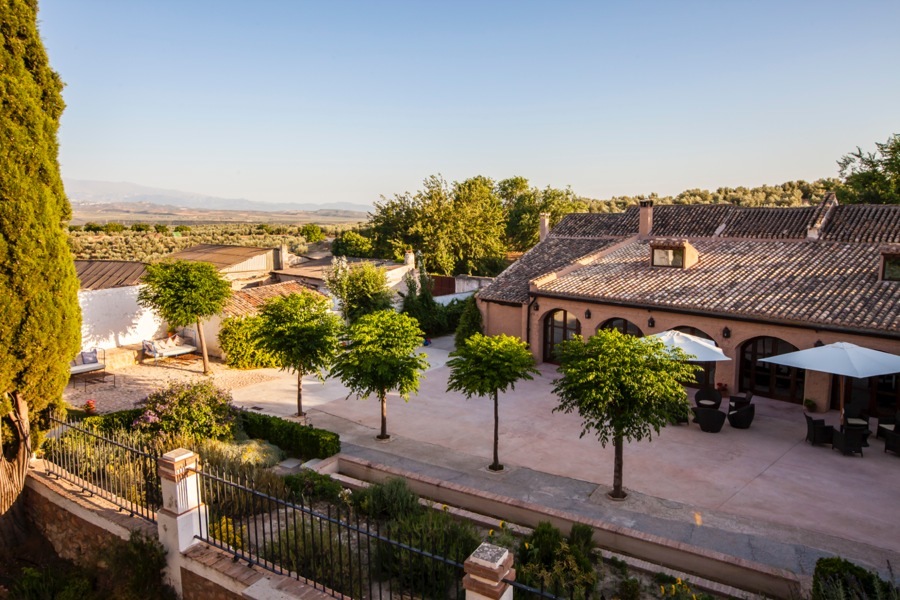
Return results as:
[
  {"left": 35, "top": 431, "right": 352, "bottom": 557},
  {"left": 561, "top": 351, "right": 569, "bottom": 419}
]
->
[
  {"left": 720, "top": 206, "right": 818, "bottom": 239},
  {"left": 168, "top": 244, "right": 272, "bottom": 269},
  {"left": 549, "top": 212, "right": 636, "bottom": 238},
  {"left": 650, "top": 204, "right": 734, "bottom": 237},
  {"left": 75, "top": 260, "right": 147, "bottom": 290},
  {"left": 819, "top": 205, "right": 900, "bottom": 243},
  {"left": 538, "top": 240, "right": 900, "bottom": 334},
  {"left": 478, "top": 237, "right": 621, "bottom": 304},
  {"left": 222, "top": 281, "right": 321, "bottom": 318}
]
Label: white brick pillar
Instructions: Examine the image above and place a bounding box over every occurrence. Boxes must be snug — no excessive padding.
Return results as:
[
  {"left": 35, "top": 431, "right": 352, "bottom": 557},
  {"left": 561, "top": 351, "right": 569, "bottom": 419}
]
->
[
  {"left": 157, "top": 448, "right": 204, "bottom": 594},
  {"left": 463, "top": 543, "right": 515, "bottom": 600}
]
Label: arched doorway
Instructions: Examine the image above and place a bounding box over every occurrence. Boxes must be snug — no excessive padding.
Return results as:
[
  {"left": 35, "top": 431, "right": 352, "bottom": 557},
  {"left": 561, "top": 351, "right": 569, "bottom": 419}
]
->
[
  {"left": 598, "top": 318, "right": 643, "bottom": 337},
  {"left": 543, "top": 310, "right": 581, "bottom": 363},
  {"left": 739, "top": 336, "right": 805, "bottom": 403},
  {"left": 673, "top": 325, "right": 717, "bottom": 389}
]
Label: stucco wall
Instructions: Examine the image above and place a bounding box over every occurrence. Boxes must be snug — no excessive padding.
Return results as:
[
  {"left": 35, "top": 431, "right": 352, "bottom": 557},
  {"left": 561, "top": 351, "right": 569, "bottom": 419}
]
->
[{"left": 78, "top": 286, "right": 166, "bottom": 350}]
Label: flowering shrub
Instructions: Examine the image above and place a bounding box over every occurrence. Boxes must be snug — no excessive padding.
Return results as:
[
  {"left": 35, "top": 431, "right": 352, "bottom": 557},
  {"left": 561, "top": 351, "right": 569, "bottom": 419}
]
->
[
  {"left": 135, "top": 381, "right": 236, "bottom": 439},
  {"left": 82, "top": 399, "right": 96, "bottom": 415}
]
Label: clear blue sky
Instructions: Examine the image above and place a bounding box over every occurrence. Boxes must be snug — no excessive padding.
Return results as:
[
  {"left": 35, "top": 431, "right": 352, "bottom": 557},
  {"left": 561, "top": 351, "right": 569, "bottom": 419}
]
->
[{"left": 39, "top": 0, "right": 900, "bottom": 206}]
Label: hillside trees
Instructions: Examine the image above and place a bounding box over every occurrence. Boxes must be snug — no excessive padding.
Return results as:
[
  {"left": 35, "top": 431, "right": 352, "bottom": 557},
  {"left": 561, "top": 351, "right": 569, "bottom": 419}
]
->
[
  {"left": 835, "top": 134, "right": 900, "bottom": 205},
  {"left": 0, "top": 0, "right": 82, "bottom": 541},
  {"left": 138, "top": 260, "right": 232, "bottom": 374}
]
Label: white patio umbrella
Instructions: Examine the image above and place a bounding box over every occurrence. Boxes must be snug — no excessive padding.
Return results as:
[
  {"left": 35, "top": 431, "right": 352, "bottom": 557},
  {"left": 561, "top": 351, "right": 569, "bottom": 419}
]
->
[
  {"left": 649, "top": 330, "right": 731, "bottom": 363},
  {"left": 759, "top": 342, "right": 900, "bottom": 424}
]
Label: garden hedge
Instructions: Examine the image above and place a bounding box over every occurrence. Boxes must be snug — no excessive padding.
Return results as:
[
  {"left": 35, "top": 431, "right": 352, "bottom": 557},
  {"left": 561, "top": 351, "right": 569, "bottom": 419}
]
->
[{"left": 240, "top": 411, "right": 340, "bottom": 460}]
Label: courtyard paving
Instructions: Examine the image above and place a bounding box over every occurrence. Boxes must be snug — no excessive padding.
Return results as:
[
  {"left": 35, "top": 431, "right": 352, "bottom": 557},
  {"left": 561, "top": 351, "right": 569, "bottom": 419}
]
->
[{"left": 64, "top": 337, "right": 900, "bottom": 579}]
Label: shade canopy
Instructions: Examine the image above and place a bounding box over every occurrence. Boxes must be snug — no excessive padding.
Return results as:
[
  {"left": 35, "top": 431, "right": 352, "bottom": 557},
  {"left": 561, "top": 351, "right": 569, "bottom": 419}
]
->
[
  {"left": 759, "top": 342, "right": 900, "bottom": 379},
  {"left": 649, "top": 330, "right": 731, "bottom": 362}
]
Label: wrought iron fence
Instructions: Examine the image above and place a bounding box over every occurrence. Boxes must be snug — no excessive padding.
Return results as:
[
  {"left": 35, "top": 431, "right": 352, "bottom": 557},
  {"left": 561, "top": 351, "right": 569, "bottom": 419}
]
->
[
  {"left": 194, "top": 466, "right": 471, "bottom": 600},
  {"left": 43, "top": 413, "right": 162, "bottom": 522}
]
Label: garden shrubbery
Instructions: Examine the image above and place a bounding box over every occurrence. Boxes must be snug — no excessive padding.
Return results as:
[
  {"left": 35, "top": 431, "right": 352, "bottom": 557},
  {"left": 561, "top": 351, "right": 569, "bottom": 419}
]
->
[
  {"left": 218, "top": 316, "right": 279, "bottom": 369},
  {"left": 135, "top": 380, "right": 236, "bottom": 439},
  {"left": 401, "top": 270, "right": 467, "bottom": 337},
  {"left": 240, "top": 411, "right": 340, "bottom": 459},
  {"left": 515, "top": 521, "right": 598, "bottom": 600},
  {"left": 812, "top": 557, "right": 897, "bottom": 600}
]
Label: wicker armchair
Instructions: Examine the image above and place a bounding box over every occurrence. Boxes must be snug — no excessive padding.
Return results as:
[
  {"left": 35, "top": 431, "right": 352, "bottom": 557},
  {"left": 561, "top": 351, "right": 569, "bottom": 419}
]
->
[
  {"left": 691, "top": 407, "right": 726, "bottom": 433},
  {"left": 804, "top": 414, "right": 834, "bottom": 446},
  {"left": 885, "top": 429, "right": 900, "bottom": 456},
  {"left": 832, "top": 427, "right": 866, "bottom": 457},
  {"left": 694, "top": 388, "right": 723, "bottom": 410},
  {"left": 727, "top": 404, "right": 755, "bottom": 429},
  {"left": 876, "top": 411, "right": 899, "bottom": 439},
  {"left": 729, "top": 391, "right": 754, "bottom": 409}
]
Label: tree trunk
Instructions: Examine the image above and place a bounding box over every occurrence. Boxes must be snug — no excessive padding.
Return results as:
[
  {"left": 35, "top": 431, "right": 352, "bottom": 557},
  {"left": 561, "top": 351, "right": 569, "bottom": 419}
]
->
[
  {"left": 489, "top": 391, "right": 502, "bottom": 471},
  {"left": 377, "top": 393, "right": 389, "bottom": 440},
  {"left": 0, "top": 392, "right": 32, "bottom": 548},
  {"left": 196, "top": 319, "right": 211, "bottom": 374},
  {"left": 296, "top": 371, "right": 305, "bottom": 417},
  {"left": 610, "top": 434, "right": 627, "bottom": 499}
]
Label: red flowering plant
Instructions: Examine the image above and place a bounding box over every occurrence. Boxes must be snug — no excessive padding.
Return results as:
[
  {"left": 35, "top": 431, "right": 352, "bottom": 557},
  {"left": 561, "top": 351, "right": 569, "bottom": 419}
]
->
[{"left": 83, "top": 399, "right": 97, "bottom": 415}]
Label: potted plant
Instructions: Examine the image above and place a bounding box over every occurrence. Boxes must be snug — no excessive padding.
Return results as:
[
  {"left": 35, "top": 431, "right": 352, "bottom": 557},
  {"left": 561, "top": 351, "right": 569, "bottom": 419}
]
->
[
  {"left": 803, "top": 398, "right": 817, "bottom": 413},
  {"left": 715, "top": 382, "right": 729, "bottom": 396}
]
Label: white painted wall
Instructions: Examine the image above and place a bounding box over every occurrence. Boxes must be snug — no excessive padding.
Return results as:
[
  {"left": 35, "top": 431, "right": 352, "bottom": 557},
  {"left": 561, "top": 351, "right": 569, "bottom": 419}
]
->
[{"left": 78, "top": 286, "right": 165, "bottom": 350}]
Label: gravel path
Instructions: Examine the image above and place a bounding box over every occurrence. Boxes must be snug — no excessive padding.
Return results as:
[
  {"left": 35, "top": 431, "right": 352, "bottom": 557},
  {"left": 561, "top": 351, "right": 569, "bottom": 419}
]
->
[{"left": 63, "top": 357, "right": 279, "bottom": 413}]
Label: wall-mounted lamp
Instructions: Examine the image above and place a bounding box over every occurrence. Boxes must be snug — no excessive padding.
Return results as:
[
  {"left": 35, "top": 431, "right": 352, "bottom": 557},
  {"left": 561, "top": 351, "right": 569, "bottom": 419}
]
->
[
  {"left": 814, "top": 340, "right": 824, "bottom": 347},
  {"left": 532, "top": 302, "right": 540, "bottom": 312},
  {"left": 585, "top": 309, "right": 592, "bottom": 320},
  {"left": 722, "top": 327, "right": 731, "bottom": 339},
  {"left": 647, "top": 317, "right": 655, "bottom": 328}
]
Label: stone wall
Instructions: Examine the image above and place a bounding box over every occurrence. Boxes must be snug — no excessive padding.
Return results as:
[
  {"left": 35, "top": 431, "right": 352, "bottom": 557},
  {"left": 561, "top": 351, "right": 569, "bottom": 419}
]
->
[
  {"left": 181, "top": 567, "right": 245, "bottom": 600},
  {"left": 24, "top": 466, "right": 153, "bottom": 566}
]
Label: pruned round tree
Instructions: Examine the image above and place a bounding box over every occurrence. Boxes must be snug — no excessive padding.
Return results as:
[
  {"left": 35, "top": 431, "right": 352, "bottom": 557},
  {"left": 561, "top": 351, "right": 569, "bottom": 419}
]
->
[
  {"left": 0, "top": 0, "right": 81, "bottom": 538},
  {"left": 256, "top": 291, "right": 343, "bottom": 417},
  {"left": 446, "top": 333, "right": 539, "bottom": 471},
  {"left": 330, "top": 310, "right": 429, "bottom": 440},
  {"left": 137, "top": 260, "right": 231, "bottom": 374},
  {"left": 552, "top": 329, "right": 698, "bottom": 499}
]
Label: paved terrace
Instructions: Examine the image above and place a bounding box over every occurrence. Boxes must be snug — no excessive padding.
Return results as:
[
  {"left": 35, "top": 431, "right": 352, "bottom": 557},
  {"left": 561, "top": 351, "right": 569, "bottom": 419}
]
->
[{"left": 65, "top": 337, "right": 900, "bottom": 580}]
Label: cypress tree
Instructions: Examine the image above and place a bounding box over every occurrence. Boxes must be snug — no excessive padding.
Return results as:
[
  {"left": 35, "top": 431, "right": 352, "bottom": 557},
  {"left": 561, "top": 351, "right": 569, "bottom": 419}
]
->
[{"left": 0, "top": 0, "right": 81, "bottom": 542}]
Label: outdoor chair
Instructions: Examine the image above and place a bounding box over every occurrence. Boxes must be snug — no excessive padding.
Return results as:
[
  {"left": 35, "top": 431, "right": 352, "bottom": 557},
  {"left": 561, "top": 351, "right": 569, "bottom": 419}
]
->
[
  {"left": 885, "top": 429, "right": 900, "bottom": 456},
  {"left": 876, "top": 411, "right": 899, "bottom": 439},
  {"left": 691, "top": 407, "right": 726, "bottom": 433},
  {"left": 694, "top": 388, "right": 722, "bottom": 410},
  {"left": 727, "top": 404, "right": 755, "bottom": 429},
  {"left": 832, "top": 427, "right": 866, "bottom": 457},
  {"left": 804, "top": 414, "right": 834, "bottom": 446},
  {"left": 729, "top": 391, "right": 753, "bottom": 409},
  {"left": 843, "top": 403, "right": 870, "bottom": 429}
]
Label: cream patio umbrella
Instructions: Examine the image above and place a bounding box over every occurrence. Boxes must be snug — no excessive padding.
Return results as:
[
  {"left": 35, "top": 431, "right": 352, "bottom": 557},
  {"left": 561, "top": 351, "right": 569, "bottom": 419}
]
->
[
  {"left": 759, "top": 342, "right": 900, "bottom": 425},
  {"left": 649, "top": 330, "right": 731, "bottom": 363}
]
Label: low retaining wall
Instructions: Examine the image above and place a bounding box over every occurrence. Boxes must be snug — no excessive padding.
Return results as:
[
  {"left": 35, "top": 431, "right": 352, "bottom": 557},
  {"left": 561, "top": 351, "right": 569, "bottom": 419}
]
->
[{"left": 317, "top": 454, "right": 804, "bottom": 599}]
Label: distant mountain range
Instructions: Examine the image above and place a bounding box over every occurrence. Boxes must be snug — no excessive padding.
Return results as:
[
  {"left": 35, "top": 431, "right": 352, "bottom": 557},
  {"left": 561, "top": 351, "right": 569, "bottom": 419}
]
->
[{"left": 64, "top": 179, "right": 374, "bottom": 213}]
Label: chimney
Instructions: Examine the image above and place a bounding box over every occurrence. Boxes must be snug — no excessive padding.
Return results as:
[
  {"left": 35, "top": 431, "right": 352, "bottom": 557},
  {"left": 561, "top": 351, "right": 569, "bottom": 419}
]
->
[
  {"left": 639, "top": 200, "right": 654, "bottom": 238},
  {"left": 539, "top": 213, "right": 551, "bottom": 242},
  {"left": 404, "top": 249, "right": 416, "bottom": 267}
]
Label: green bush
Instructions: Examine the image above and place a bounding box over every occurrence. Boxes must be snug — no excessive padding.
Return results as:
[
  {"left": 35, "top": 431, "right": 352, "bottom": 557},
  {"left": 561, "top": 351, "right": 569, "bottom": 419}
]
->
[
  {"left": 79, "top": 408, "right": 144, "bottom": 433},
  {"left": 813, "top": 557, "right": 896, "bottom": 600},
  {"left": 218, "top": 316, "right": 279, "bottom": 369},
  {"left": 11, "top": 567, "right": 95, "bottom": 600},
  {"left": 375, "top": 508, "right": 480, "bottom": 598},
  {"left": 284, "top": 470, "right": 343, "bottom": 504},
  {"left": 617, "top": 577, "right": 642, "bottom": 600},
  {"left": 354, "top": 478, "right": 421, "bottom": 522},
  {"left": 264, "top": 517, "right": 362, "bottom": 598},
  {"left": 103, "top": 222, "right": 125, "bottom": 234},
  {"left": 105, "top": 530, "right": 177, "bottom": 600},
  {"left": 240, "top": 411, "right": 340, "bottom": 459},
  {"left": 454, "top": 295, "right": 483, "bottom": 348},
  {"left": 135, "top": 381, "right": 236, "bottom": 439},
  {"left": 516, "top": 522, "right": 598, "bottom": 600},
  {"left": 201, "top": 438, "right": 284, "bottom": 468}
]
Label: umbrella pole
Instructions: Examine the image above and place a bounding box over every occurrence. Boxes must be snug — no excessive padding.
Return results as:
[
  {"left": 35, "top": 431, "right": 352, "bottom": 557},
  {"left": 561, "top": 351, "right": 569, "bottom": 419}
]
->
[{"left": 839, "top": 375, "right": 846, "bottom": 428}]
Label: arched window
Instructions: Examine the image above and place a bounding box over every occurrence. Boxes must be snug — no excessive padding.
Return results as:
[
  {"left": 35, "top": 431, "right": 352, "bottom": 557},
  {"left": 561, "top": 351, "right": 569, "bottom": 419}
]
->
[
  {"left": 673, "top": 326, "right": 717, "bottom": 389},
  {"left": 598, "top": 318, "right": 643, "bottom": 337},
  {"left": 739, "top": 336, "right": 805, "bottom": 403},
  {"left": 543, "top": 310, "right": 581, "bottom": 363}
]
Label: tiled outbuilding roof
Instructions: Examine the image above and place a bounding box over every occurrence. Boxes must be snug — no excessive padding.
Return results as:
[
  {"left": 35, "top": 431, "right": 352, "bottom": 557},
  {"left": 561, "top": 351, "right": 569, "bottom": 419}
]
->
[
  {"left": 819, "top": 205, "right": 900, "bottom": 243},
  {"left": 169, "top": 244, "right": 272, "bottom": 269},
  {"left": 538, "top": 240, "right": 900, "bottom": 334},
  {"left": 478, "top": 237, "right": 621, "bottom": 304},
  {"left": 222, "top": 281, "right": 321, "bottom": 318},
  {"left": 720, "top": 206, "right": 818, "bottom": 239},
  {"left": 75, "top": 260, "right": 147, "bottom": 290}
]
